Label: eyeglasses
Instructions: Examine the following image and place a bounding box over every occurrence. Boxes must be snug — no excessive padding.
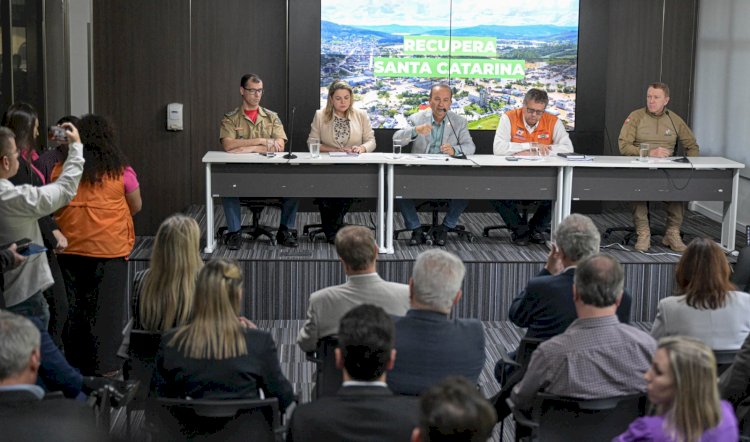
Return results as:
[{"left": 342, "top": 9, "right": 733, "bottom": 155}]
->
[
  {"left": 243, "top": 87, "right": 263, "bottom": 95},
  {"left": 525, "top": 107, "right": 545, "bottom": 116}
]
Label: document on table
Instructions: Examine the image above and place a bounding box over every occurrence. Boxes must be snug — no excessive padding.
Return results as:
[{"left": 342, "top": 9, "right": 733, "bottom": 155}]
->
[
  {"left": 417, "top": 154, "right": 449, "bottom": 160},
  {"left": 328, "top": 152, "right": 359, "bottom": 157}
]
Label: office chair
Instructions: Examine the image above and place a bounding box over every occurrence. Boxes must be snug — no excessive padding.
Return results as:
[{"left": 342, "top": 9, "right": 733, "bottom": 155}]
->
[
  {"left": 305, "top": 335, "right": 342, "bottom": 399},
  {"left": 393, "top": 200, "right": 475, "bottom": 245},
  {"left": 155, "top": 397, "right": 282, "bottom": 442},
  {"left": 508, "top": 393, "right": 646, "bottom": 442},
  {"left": 217, "top": 198, "right": 298, "bottom": 247}
]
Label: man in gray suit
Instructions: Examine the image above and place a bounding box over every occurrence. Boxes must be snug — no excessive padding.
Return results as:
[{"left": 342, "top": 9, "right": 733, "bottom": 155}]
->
[
  {"left": 297, "top": 226, "right": 410, "bottom": 352},
  {"left": 392, "top": 83, "right": 476, "bottom": 246}
]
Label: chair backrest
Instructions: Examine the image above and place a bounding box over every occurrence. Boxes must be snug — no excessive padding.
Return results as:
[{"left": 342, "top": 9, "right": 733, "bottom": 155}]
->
[
  {"left": 309, "top": 335, "right": 342, "bottom": 400},
  {"left": 732, "top": 246, "right": 750, "bottom": 292},
  {"left": 516, "top": 337, "right": 544, "bottom": 368},
  {"left": 715, "top": 349, "right": 740, "bottom": 375},
  {"left": 123, "top": 329, "right": 162, "bottom": 402},
  {"left": 534, "top": 393, "right": 645, "bottom": 442},
  {"left": 155, "top": 397, "right": 280, "bottom": 442}
]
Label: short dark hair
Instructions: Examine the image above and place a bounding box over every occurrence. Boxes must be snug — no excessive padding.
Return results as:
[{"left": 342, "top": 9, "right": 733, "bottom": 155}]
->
[
  {"left": 649, "top": 82, "right": 670, "bottom": 97},
  {"left": 574, "top": 254, "right": 624, "bottom": 307},
  {"left": 0, "top": 126, "right": 15, "bottom": 157},
  {"left": 418, "top": 377, "right": 497, "bottom": 442},
  {"left": 523, "top": 88, "right": 549, "bottom": 106},
  {"left": 335, "top": 226, "right": 377, "bottom": 271},
  {"left": 241, "top": 73, "right": 263, "bottom": 87},
  {"left": 337, "top": 304, "right": 394, "bottom": 381}
]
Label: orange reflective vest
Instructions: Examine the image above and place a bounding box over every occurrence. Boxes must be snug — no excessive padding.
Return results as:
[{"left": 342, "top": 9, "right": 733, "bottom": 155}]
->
[
  {"left": 506, "top": 108, "right": 558, "bottom": 145},
  {"left": 52, "top": 164, "right": 134, "bottom": 258}
]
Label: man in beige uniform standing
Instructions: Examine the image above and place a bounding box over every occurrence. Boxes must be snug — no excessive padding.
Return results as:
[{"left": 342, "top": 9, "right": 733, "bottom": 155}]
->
[{"left": 618, "top": 82, "right": 699, "bottom": 252}]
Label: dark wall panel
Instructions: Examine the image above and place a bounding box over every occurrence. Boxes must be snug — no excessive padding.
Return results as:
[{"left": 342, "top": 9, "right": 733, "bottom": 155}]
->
[
  {"left": 190, "top": 0, "right": 288, "bottom": 204},
  {"left": 93, "top": 0, "right": 191, "bottom": 234}
]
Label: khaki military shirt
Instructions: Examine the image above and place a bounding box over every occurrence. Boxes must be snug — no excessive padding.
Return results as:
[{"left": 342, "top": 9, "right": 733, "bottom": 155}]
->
[
  {"left": 219, "top": 107, "right": 287, "bottom": 142},
  {"left": 618, "top": 107, "right": 699, "bottom": 157}
]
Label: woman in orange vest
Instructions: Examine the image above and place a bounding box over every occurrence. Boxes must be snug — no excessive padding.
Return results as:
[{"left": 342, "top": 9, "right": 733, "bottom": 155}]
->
[{"left": 53, "top": 114, "right": 142, "bottom": 376}]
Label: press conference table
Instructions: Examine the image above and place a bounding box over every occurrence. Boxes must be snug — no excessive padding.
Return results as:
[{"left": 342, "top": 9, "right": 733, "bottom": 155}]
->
[{"left": 203, "top": 152, "right": 744, "bottom": 254}]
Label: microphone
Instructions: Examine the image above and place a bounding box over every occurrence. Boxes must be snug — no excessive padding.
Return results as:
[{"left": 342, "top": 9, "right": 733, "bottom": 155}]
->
[
  {"left": 284, "top": 106, "right": 297, "bottom": 159},
  {"left": 665, "top": 109, "right": 689, "bottom": 163},
  {"left": 445, "top": 112, "right": 467, "bottom": 159}
]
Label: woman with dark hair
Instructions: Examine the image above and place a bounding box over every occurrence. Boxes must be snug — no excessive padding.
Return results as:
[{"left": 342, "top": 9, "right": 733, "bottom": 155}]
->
[
  {"left": 2, "top": 102, "right": 70, "bottom": 346},
  {"left": 153, "top": 258, "right": 294, "bottom": 410},
  {"left": 651, "top": 237, "right": 750, "bottom": 350},
  {"left": 308, "top": 80, "right": 376, "bottom": 241},
  {"left": 35, "top": 115, "right": 81, "bottom": 183},
  {"left": 615, "top": 336, "right": 738, "bottom": 442},
  {"left": 52, "top": 114, "right": 142, "bottom": 375}
]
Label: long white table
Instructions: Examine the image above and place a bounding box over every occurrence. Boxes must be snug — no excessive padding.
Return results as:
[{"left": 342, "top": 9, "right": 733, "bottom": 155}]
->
[
  {"left": 560, "top": 156, "right": 745, "bottom": 251},
  {"left": 203, "top": 151, "right": 389, "bottom": 253},
  {"left": 203, "top": 152, "right": 745, "bottom": 254}
]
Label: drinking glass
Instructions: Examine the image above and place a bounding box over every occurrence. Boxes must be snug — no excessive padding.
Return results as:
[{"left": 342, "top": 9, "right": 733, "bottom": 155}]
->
[
  {"left": 393, "top": 140, "right": 403, "bottom": 159},
  {"left": 266, "top": 138, "right": 276, "bottom": 158},
  {"left": 639, "top": 143, "right": 650, "bottom": 162},
  {"left": 308, "top": 137, "right": 320, "bottom": 158}
]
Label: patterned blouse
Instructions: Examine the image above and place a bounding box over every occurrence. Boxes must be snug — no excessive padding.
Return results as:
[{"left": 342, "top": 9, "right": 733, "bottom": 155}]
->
[{"left": 332, "top": 115, "right": 351, "bottom": 148}]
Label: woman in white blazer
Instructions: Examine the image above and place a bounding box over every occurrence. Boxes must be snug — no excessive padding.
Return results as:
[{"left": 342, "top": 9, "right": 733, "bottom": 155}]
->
[
  {"left": 307, "top": 80, "right": 376, "bottom": 242},
  {"left": 651, "top": 237, "right": 750, "bottom": 350}
]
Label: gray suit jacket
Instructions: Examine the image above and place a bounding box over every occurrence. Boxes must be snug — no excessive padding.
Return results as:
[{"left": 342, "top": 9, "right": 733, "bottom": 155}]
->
[
  {"left": 651, "top": 291, "right": 750, "bottom": 350},
  {"left": 297, "top": 273, "right": 410, "bottom": 352},
  {"left": 393, "top": 109, "right": 475, "bottom": 155}
]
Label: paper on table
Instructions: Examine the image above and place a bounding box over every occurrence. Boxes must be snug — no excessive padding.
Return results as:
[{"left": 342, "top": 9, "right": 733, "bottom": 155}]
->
[
  {"left": 417, "top": 154, "right": 449, "bottom": 160},
  {"left": 329, "top": 152, "right": 359, "bottom": 157}
]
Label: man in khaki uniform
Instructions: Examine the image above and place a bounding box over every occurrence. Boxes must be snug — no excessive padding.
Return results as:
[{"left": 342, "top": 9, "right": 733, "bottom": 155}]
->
[
  {"left": 219, "top": 73, "right": 298, "bottom": 248},
  {"left": 618, "top": 82, "right": 699, "bottom": 252}
]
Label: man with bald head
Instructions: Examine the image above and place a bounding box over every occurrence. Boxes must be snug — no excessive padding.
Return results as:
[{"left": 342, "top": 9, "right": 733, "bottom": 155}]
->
[{"left": 392, "top": 84, "right": 476, "bottom": 246}]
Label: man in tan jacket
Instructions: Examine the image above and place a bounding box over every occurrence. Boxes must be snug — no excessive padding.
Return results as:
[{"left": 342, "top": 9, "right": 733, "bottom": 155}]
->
[{"left": 618, "top": 82, "right": 699, "bottom": 252}]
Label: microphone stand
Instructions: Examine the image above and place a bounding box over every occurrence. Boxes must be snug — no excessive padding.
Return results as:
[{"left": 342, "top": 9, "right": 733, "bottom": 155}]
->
[{"left": 284, "top": 106, "right": 297, "bottom": 159}]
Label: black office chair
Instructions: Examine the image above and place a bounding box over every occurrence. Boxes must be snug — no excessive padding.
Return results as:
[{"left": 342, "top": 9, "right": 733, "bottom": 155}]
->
[
  {"left": 508, "top": 393, "right": 646, "bottom": 442},
  {"left": 732, "top": 246, "right": 750, "bottom": 293},
  {"left": 714, "top": 349, "right": 739, "bottom": 376},
  {"left": 393, "top": 200, "right": 475, "bottom": 245},
  {"left": 303, "top": 199, "right": 374, "bottom": 242},
  {"left": 122, "top": 329, "right": 162, "bottom": 437},
  {"left": 217, "top": 198, "right": 298, "bottom": 247},
  {"left": 154, "top": 397, "right": 282, "bottom": 442},
  {"left": 305, "top": 335, "right": 342, "bottom": 399},
  {"left": 483, "top": 201, "right": 541, "bottom": 239}
]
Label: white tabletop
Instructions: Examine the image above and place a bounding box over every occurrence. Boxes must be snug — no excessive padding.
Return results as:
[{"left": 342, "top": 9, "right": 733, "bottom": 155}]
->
[
  {"left": 565, "top": 155, "right": 745, "bottom": 169},
  {"left": 469, "top": 154, "right": 568, "bottom": 167}
]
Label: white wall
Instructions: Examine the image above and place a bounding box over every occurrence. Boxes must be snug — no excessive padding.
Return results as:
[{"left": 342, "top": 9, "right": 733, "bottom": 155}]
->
[
  {"left": 66, "top": 0, "right": 91, "bottom": 116},
  {"left": 692, "top": 0, "right": 750, "bottom": 234}
]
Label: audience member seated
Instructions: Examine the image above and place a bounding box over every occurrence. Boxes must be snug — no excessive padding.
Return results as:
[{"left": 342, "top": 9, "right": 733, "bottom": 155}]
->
[
  {"left": 509, "top": 213, "right": 633, "bottom": 341},
  {"left": 153, "top": 259, "right": 294, "bottom": 411},
  {"left": 287, "top": 304, "right": 418, "bottom": 441},
  {"left": 0, "top": 124, "right": 83, "bottom": 330},
  {"left": 388, "top": 249, "right": 485, "bottom": 396},
  {"left": 508, "top": 254, "right": 655, "bottom": 416},
  {"left": 720, "top": 333, "right": 750, "bottom": 433},
  {"left": 53, "top": 114, "right": 142, "bottom": 376},
  {"left": 297, "top": 225, "right": 409, "bottom": 352},
  {"left": 615, "top": 336, "right": 739, "bottom": 441},
  {"left": 651, "top": 237, "right": 750, "bottom": 350},
  {"left": 411, "top": 376, "right": 497, "bottom": 442},
  {"left": 130, "top": 214, "right": 202, "bottom": 332},
  {"left": 0, "top": 311, "right": 107, "bottom": 441},
  {"left": 308, "top": 80, "right": 376, "bottom": 242}
]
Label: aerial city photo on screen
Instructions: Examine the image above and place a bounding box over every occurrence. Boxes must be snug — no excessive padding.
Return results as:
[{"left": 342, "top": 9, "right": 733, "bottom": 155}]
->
[{"left": 320, "top": 0, "right": 580, "bottom": 130}]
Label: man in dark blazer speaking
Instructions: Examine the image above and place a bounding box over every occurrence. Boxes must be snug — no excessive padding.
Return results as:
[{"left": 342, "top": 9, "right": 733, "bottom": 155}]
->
[
  {"left": 287, "top": 305, "right": 418, "bottom": 441},
  {"left": 388, "top": 249, "right": 485, "bottom": 396}
]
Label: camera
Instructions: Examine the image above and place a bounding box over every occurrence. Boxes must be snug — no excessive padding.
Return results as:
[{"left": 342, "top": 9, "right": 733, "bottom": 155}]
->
[{"left": 47, "top": 125, "right": 68, "bottom": 143}]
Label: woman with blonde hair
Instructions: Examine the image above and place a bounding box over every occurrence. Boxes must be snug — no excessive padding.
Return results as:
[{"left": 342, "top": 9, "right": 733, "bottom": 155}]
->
[
  {"left": 153, "top": 258, "right": 293, "bottom": 410},
  {"left": 308, "top": 80, "right": 376, "bottom": 241},
  {"left": 651, "top": 237, "right": 750, "bottom": 350},
  {"left": 615, "top": 336, "right": 738, "bottom": 441},
  {"left": 132, "top": 214, "right": 202, "bottom": 331}
]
